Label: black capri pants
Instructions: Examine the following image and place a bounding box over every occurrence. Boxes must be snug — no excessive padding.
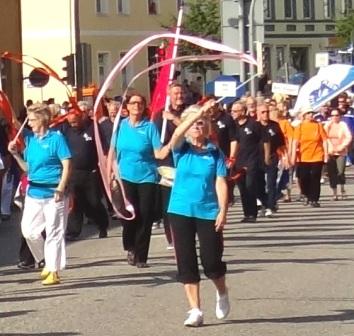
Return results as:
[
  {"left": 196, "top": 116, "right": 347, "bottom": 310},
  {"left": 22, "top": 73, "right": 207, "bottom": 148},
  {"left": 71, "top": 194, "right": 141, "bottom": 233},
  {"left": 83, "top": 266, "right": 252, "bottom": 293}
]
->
[{"left": 169, "top": 213, "right": 227, "bottom": 284}]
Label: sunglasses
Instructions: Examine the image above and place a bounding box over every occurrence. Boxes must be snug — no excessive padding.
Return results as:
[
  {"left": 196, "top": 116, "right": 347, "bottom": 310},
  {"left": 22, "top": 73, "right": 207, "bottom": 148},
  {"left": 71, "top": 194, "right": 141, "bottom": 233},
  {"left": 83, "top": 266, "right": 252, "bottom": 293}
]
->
[
  {"left": 194, "top": 120, "right": 205, "bottom": 127},
  {"left": 260, "top": 110, "right": 269, "bottom": 114},
  {"left": 331, "top": 114, "right": 340, "bottom": 117}
]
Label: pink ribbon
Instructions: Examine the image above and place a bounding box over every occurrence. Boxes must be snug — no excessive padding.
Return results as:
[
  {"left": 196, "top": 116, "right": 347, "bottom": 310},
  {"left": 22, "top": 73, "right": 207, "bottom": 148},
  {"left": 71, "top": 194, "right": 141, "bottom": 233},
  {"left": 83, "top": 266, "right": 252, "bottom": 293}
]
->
[{"left": 93, "top": 33, "right": 257, "bottom": 219}]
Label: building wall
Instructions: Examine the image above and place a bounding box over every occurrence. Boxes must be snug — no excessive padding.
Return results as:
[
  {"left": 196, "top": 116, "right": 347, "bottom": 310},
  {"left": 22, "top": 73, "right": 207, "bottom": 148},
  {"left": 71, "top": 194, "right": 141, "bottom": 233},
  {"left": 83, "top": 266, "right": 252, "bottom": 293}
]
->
[
  {"left": 221, "top": 0, "right": 349, "bottom": 87},
  {"left": 0, "top": 0, "right": 23, "bottom": 113},
  {"left": 80, "top": 0, "right": 179, "bottom": 98},
  {"left": 21, "top": 0, "right": 74, "bottom": 104}
]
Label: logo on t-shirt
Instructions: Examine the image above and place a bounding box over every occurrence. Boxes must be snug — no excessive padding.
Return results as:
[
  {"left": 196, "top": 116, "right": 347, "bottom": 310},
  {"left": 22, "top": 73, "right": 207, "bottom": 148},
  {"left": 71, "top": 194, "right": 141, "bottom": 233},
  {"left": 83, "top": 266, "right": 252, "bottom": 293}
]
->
[
  {"left": 217, "top": 121, "right": 226, "bottom": 129},
  {"left": 83, "top": 133, "right": 92, "bottom": 141},
  {"left": 268, "top": 128, "right": 276, "bottom": 137},
  {"left": 244, "top": 127, "right": 253, "bottom": 135}
]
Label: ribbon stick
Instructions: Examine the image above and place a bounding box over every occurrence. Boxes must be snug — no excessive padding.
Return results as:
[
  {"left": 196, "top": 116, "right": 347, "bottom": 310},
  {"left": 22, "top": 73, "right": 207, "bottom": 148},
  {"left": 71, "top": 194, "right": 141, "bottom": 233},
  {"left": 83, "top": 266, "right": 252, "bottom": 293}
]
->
[{"left": 160, "top": 4, "right": 184, "bottom": 142}]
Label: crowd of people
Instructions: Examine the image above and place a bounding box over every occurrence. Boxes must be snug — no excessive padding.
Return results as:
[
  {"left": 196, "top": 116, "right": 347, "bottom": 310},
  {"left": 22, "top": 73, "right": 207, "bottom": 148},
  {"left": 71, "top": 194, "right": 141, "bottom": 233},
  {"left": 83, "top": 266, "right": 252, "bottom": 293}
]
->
[{"left": 1, "top": 83, "right": 354, "bottom": 327}]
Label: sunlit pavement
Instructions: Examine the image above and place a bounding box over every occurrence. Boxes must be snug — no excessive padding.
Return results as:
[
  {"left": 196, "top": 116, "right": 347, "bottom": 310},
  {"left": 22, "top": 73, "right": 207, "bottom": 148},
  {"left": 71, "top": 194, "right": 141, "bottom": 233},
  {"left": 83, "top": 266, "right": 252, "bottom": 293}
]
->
[{"left": 1, "top": 168, "right": 354, "bottom": 336}]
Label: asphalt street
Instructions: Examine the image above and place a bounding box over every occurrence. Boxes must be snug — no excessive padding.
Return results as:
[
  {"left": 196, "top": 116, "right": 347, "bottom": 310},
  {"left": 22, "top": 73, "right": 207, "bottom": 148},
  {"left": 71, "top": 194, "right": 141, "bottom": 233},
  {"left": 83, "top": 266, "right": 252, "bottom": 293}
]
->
[{"left": 1, "top": 169, "right": 354, "bottom": 336}]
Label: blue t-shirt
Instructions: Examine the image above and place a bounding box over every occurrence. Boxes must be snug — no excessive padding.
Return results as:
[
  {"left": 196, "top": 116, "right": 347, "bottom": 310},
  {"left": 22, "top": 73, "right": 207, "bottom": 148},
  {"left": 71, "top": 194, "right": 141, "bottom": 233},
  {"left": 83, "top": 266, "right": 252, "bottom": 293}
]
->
[
  {"left": 168, "top": 141, "right": 227, "bottom": 220},
  {"left": 24, "top": 129, "right": 72, "bottom": 199},
  {"left": 113, "top": 117, "right": 162, "bottom": 183}
]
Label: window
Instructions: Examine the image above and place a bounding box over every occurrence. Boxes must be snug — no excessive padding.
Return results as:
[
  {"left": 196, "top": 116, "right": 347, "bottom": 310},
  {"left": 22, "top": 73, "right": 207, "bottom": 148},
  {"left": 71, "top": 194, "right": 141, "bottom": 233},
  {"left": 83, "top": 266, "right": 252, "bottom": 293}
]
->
[
  {"left": 96, "top": 0, "right": 108, "bottom": 14},
  {"left": 324, "top": 0, "right": 335, "bottom": 18},
  {"left": 303, "top": 0, "right": 315, "bottom": 19},
  {"left": 276, "top": 46, "right": 285, "bottom": 71},
  {"left": 305, "top": 24, "right": 315, "bottom": 31},
  {"left": 265, "top": 25, "right": 275, "bottom": 31},
  {"left": 290, "top": 47, "right": 308, "bottom": 74},
  {"left": 264, "top": 0, "right": 275, "bottom": 19},
  {"left": 148, "top": 0, "right": 159, "bottom": 15},
  {"left": 325, "top": 24, "right": 335, "bottom": 31},
  {"left": 284, "top": 0, "right": 297, "bottom": 18},
  {"left": 98, "top": 52, "right": 110, "bottom": 84},
  {"left": 342, "top": 0, "right": 353, "bottom": 14},
  {"left": 286, "top": 24, "right": 297, "bottom": 31},
  {"left": 117, "top": 0, "right": 130, "bottom": 14},
  {"left": 120, "top": 51, "right": 133, "bottom": 90}
]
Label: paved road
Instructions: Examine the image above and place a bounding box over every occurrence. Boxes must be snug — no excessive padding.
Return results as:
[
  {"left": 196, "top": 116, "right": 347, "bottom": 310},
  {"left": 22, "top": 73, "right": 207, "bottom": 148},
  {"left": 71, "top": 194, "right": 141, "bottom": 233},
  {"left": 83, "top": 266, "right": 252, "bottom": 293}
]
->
[{"left": 1, "top": 170, "right": 354, "bottom": 336}]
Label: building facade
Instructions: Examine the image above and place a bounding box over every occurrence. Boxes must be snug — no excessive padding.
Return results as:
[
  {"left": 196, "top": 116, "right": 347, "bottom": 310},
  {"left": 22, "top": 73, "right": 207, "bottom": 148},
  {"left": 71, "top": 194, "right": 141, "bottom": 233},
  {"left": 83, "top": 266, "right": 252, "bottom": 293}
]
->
[
  {"left": 222, "top": 0, "right": 352, "bottom": 88},
  {"left": 21, "top": 0, "right": 179, "bottom": 103},
  {"left": 79, "top": 0, "right": 180, "bottom": 98},
  {"left": 0, "top": 0, "right": 23, "bottom": 113}
]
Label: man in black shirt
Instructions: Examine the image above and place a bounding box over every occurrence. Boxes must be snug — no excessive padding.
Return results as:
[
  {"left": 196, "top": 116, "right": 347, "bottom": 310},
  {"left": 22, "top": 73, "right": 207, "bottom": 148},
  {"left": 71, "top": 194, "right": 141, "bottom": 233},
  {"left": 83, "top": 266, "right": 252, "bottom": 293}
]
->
[
  {"left": 208, "top": 96, "right": 237, "bottom": 203},
  {"left": 60, "top": 113, "right": 109, "bottom": 240},
  {"left": 232, "top": 101, "right": 270, "bottom": 222},
  {"left": 257, "top": 104, "right": 287, "bottom": 217}
]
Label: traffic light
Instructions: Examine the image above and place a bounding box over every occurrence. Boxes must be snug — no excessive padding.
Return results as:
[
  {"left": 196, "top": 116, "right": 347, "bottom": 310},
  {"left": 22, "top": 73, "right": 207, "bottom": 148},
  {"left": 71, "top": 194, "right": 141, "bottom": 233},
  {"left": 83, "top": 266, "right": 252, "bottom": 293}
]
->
[{"left": 62, "top": 54, "right": 75, "bottom": 86}]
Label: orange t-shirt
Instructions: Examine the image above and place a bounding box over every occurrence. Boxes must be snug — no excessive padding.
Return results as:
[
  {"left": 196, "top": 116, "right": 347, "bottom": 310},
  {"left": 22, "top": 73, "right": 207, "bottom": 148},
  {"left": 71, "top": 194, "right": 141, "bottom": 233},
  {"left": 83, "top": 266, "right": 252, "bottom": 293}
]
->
[
  {"left": 278, "top": 119, "right": 293, "bottom": 145},
  {"left": 293, "top": 121, "right": 327, "bottom": 162}
]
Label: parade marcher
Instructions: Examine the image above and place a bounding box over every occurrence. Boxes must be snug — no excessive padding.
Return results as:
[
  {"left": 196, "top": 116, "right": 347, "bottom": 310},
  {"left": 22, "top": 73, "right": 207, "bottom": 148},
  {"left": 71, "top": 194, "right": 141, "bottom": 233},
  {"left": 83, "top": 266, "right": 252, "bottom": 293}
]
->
[
  {"left": 324, "top": 109, "right": 352, "bottom": 200},
  {"left": 8, "top": 103, "right": 71, "bottom": 285},
  {"left": 273, "top": 103, "right": 294, "bottom": 202},
  {"left": 257, "top": 104, "right": 287, "bottom": 217},
  {"left": 110, "top": 94, "right": 170, "bottom": 268},
  {"left": 245, "top": 96, "right": 257, "bottom": 119},
  {"left": 168, "top": 102, "right": 229, "bottom": 327},
  {"left": 231, "top": 101, "right": 270, "bottom": 222},
  {"left": 154, "top": 83, "right": 186, "bottom": 247},
  {"left": 291, "top": 106, "right": 328, "bottom": 207},
  {"left": 59, "top": 112, "right": 109, "bottom": 240},
  {"left": 99, "top": 100, "right": 121, "bottom": 155},
  {"left": 207, "top": 95, "right": 237, "bottom": 204}
]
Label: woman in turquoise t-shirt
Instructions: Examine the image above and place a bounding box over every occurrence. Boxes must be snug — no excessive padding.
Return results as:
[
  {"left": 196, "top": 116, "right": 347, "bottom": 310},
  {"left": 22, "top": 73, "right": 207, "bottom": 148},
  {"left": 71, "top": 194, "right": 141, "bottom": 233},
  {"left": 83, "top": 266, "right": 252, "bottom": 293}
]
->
[
  {"left": 168, "top": 101, "right": 230, "bottom": 327},
  {"left": 110, "top": 94, "right": 170, "bottom": 268}
]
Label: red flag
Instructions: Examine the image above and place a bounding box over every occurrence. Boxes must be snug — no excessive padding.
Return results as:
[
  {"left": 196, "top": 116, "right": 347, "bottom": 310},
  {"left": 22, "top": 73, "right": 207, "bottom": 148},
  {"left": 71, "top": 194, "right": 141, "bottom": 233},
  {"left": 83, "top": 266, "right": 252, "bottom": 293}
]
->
[
  {"left": 0, "top": 90, "right": 18, "bottom": 140},
  {"left": 149, "top": 40, "right": 174, "bottom": 120}
]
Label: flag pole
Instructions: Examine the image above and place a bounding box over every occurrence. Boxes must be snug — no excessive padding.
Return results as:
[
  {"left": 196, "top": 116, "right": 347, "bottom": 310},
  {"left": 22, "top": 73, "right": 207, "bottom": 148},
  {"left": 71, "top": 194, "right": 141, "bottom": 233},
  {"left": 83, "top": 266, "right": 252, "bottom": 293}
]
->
[{"left": 160, "top": 2, "right": 184, "bottom": 143}]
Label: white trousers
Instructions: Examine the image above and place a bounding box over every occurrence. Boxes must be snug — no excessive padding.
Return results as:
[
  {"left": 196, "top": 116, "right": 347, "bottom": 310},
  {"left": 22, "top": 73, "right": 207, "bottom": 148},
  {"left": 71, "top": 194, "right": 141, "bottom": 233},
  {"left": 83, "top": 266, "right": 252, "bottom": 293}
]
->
[{"left": 21, "top": 195, "right": 69, "bottom": 272}]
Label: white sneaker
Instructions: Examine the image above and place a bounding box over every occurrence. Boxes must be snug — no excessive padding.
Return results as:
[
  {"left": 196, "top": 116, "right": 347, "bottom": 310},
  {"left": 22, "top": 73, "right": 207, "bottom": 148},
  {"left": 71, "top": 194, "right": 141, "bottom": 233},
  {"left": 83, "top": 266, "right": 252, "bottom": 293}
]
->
[
  {"left": 184, "top": 308, "right": 203, "bottom": 327},
  {"left": 265, "top": 208, "right": 273, "bottom": 217},
  {"left": 216, "top": 290, "right": 230, "bottom": 320},
  {"left": 258, "top": 206, "right": 266, "bottom": 217},
  {"left": 166, "top": 244, "right": 174, "bottom": 250}
]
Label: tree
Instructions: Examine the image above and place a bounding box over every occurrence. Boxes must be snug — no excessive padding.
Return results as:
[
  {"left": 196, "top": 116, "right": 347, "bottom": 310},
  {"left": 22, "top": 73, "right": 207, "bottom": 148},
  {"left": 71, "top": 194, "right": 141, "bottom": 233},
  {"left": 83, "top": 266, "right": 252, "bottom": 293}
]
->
[
  {"left": 163, "top": 0, "right": 221, "bottom": 82},
  {"left": 336, "top": 10, "right": 354, "bottom": 47}
]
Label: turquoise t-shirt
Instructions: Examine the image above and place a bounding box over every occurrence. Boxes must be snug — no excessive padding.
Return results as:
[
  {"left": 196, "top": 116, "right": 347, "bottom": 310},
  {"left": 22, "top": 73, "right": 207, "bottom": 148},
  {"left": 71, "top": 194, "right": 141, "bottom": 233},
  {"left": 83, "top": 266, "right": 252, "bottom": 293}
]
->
[
  {"left": 113, "top": 117, "right": 162, "bottom": 183},
  {"left": 168, "top": 141, "right": 227, "bottom": 220},
  {"left": 24, "top": 129, "right": 72, "bottom": 199}
]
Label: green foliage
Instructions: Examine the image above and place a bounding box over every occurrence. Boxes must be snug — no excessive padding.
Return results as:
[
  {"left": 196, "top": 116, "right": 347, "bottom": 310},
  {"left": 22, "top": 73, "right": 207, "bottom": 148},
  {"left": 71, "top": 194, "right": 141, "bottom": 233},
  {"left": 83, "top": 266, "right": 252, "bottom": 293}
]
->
[
  {"left": 164, "top": 0, "right": 221, "bottom": 77},
  {"left": 336, "top": 10, "right": 354, "bottom": 46}
]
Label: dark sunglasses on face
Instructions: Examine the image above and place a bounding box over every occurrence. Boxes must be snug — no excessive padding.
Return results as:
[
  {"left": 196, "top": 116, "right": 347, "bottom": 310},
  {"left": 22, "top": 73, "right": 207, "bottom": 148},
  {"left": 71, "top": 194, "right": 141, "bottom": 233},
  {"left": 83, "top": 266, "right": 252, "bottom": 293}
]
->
[
  {"left": 128, "top": 101, "right": 144, "bottom": 106},
  {"left": 194, "top": 120, "right": 205, "bottom": 127}
]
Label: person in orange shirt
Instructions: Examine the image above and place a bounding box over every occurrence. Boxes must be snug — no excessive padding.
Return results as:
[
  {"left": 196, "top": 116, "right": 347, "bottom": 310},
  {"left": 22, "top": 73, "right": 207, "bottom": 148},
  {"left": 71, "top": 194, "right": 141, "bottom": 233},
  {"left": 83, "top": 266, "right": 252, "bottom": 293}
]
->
[
  {"left": 271, "top": 104, "right": 293, "bottom": 202},
  {"left": 324, "top": 109, "right": 352, "bottom": 200},
  {"left": 291, "top": 106, "right": 328, "bottom": 207}
]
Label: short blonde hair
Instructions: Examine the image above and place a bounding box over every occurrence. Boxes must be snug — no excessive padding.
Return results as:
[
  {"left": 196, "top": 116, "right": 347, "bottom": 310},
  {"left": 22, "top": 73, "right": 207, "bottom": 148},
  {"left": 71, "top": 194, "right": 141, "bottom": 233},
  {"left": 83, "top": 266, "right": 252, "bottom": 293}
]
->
[
  {"left": 27, "top": 103, "right": 51, "bottom": 126},
  {"left": 180, "top": 105, "right": 211, "bottom": 137}
]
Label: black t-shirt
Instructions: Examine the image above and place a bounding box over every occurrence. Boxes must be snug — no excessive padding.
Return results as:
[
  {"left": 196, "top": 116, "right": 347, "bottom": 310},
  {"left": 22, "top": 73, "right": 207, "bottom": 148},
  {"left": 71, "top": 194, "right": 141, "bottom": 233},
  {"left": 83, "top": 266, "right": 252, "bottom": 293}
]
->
[
  {"left": 261, "top": 120, "right": 285, "bottom": 158},
  {"left": 98, "top": 118, "right": 113, "bottom": 155},
  {"left": 57, "top": 119, "right": 98, "bottom": 171},
  {"left": 211, "top": 112, "right": 236, "bottom": 157},
  {"left": 235, "top": 117, "right": 269, "bottom": 169},
  {"left": 154, "top": 104, "right": 186, "bottom": 167}
]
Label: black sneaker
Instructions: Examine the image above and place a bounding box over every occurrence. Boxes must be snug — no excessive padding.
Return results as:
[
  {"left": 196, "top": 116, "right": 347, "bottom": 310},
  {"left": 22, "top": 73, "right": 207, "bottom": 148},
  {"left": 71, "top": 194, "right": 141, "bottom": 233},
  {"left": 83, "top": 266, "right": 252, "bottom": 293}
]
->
[
  {"left": 98, "top": 229, "right": 108, "bottom": 238},
  {"left": 240, "top": 216, "right": 256, "bottom": 223},
  {"left": 311, "top": 201, "right": 320, "bottom": 208}
]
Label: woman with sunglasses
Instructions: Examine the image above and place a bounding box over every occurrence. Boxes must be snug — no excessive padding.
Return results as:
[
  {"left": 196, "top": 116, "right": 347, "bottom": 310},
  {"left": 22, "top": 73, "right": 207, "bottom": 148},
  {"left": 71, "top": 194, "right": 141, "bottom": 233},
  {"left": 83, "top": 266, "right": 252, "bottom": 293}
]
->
[
  {"left": 110, "top": 94, "right": 170, "bottom": 268},
  {"left": 324, "top": 109, "right": 352, "bottom": 200},
  {"left": 291, "top": 106, "right": 328, "bottom": 207},
  {"left": 168, "top": 101, "right": 229, "bottom": 327}
]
